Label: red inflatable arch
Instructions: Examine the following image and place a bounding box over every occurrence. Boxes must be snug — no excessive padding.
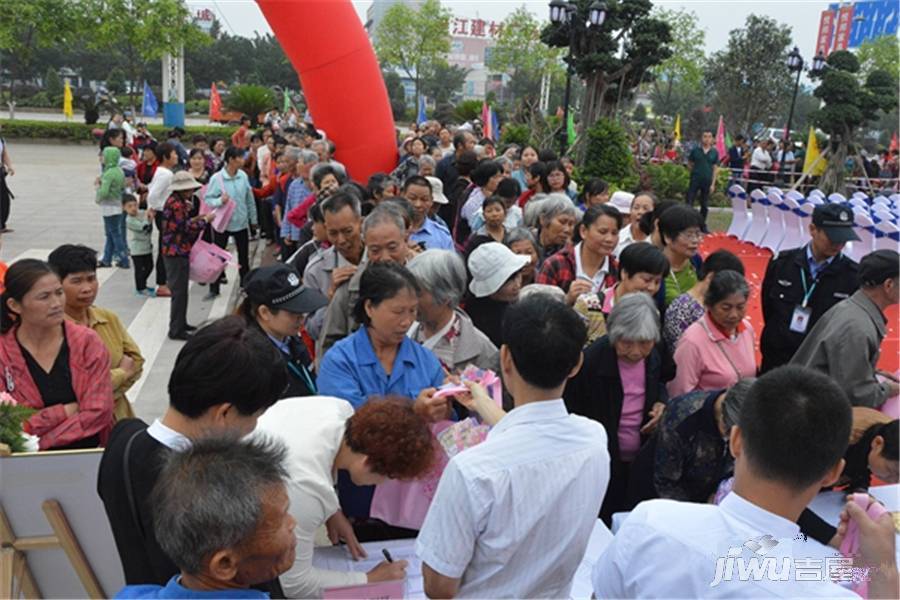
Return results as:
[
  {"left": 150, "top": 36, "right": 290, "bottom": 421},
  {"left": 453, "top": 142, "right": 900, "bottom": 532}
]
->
[{"left": 256, "top": 0, "right": 398, "bottom": 181}]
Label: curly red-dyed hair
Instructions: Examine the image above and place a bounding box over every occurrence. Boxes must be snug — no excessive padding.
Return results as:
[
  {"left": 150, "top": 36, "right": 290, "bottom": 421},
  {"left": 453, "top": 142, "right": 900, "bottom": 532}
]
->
[{"left": 344, "top": 397, "right": 435, "bottom": 479}]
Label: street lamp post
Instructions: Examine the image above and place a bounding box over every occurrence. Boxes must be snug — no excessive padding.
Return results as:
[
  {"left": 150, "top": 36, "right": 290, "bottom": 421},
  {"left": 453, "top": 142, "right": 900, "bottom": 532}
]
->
[
  {"left": 549, "top": 0, "right": 606, "bottom": 156},
  {"left": 779, "top": 46, "right": 804, "bottom": 182}
]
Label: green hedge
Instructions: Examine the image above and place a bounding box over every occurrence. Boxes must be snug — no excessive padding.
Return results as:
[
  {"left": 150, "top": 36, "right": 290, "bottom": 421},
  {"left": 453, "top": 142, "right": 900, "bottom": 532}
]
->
[{"left": 0, "top": 119, "right": 238, "bottom": 142}]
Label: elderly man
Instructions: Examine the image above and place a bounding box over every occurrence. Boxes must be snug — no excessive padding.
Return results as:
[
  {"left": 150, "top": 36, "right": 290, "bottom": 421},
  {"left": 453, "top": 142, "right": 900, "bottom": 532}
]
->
[
  {"left": 791, "top": 249, "right": 900, "bottom": 407},
  {"left": 302, "top": 191, "right": 364, "bottom": 339},
  {"left": 115, "top": 435, "right": 297, "bottom": 599},
  {"left": 317, "top": 203, "right": 413, "bottom": 360},
  {"left": 404, "top": 175, "right": 453, "bottom": 251}
]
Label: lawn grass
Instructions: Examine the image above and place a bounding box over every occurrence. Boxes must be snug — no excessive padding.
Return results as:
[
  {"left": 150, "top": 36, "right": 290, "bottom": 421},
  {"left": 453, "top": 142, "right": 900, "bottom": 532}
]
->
[{"left": 707, "top": 210, "right": 732, "bottom": 233}]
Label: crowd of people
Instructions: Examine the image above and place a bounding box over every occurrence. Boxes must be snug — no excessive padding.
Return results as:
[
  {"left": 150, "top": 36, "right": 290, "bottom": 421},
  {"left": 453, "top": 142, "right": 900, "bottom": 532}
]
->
[{"left": 1, "top": 112, "right": 898, "bottom": 599}]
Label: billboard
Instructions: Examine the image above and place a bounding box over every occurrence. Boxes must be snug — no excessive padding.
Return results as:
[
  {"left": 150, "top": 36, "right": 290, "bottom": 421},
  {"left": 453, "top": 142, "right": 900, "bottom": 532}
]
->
[{"left": 822, "top": 1, "right": 899, "bottom": 51}]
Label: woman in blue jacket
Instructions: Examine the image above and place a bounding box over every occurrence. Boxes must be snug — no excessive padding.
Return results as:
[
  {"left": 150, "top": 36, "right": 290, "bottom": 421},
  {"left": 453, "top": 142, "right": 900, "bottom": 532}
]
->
[{"left": 318, "top": 261, "right": 449, "bottom": 531}]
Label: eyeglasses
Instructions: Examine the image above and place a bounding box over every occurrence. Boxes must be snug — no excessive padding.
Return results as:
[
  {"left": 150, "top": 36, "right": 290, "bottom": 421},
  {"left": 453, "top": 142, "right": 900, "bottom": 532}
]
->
[{"left": 678, "top": 230, "right": 705, "bottom": 242}]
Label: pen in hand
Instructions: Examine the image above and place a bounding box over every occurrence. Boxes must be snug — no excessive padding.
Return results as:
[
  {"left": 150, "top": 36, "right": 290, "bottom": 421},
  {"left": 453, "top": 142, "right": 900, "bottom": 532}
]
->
[{"left": 382, "top": 548, "right": 394, "bottom": 563}]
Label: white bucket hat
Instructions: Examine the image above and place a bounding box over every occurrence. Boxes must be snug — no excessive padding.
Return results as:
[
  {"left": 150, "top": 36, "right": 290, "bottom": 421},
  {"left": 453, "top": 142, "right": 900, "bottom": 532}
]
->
[
  {"left": 468, "top": 242, "right": 530, "bottom": 298},
  {"left": 608, "top": 190, "right": 635, "bottom": 214},
  {"left": 425, "top": 176, "right": 449, "bottom": 205}
]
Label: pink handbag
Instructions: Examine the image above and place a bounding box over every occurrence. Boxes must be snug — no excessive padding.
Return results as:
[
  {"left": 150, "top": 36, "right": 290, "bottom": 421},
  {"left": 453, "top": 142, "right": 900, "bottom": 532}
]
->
[
  {"left": 189, "top": 239, "right": 234, "bottom": 284},
  {"left": 199, "top": 172, "right": 236, "bottom": 233}
]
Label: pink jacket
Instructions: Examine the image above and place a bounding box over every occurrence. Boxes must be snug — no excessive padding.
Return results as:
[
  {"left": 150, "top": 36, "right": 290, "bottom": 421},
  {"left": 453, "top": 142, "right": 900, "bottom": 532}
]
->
[
  {"left": 0, "top": 320, "right": 114, "bottom": 450},
  {"left": 668, "top": 313, "right": 757, "bottom": 397}
]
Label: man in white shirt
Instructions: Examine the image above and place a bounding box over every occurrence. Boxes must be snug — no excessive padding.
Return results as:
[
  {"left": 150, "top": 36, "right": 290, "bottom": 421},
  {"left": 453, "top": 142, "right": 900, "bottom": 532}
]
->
[
  {"left": 593, "top": 365, "right": 899, "bottom": 599},
  {"left": 256, "top": 396, "right": 431, "bottom": 598},
  {"left": 417, "top": 296, "right": 610, "bottom": 599},
  {"left": 749, "top": 139, "right": 774, "bottom": 191},
  {"left": 145, "top": 142, "right": 178, "bottom": 296}
]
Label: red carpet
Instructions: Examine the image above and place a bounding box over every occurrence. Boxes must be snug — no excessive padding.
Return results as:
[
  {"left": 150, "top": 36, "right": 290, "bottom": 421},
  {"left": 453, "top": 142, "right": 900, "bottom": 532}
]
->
[{"left": 699, "top": 233, "right": 899, "bottom": 371}]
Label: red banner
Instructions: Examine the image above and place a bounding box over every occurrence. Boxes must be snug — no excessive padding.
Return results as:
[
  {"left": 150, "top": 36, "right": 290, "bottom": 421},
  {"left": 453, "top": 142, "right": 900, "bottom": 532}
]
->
[
  {"left": 832, "top": 5, "right": 854, "bottom": 52},
  {"left": 814, "top": 9, "right": 835, "bottom": 57}
]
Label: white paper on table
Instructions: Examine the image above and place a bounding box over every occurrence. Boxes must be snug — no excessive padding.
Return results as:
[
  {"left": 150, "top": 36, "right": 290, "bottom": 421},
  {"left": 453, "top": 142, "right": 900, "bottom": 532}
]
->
[{"left": 311, "top": 520, "right": 613, "bottom": 600}]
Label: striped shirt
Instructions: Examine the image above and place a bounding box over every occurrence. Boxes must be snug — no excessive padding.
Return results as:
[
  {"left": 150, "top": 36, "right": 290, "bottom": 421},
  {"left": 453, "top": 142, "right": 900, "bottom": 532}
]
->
[{"left": 416, "top": 399, "right": 610, "bottom": 598}]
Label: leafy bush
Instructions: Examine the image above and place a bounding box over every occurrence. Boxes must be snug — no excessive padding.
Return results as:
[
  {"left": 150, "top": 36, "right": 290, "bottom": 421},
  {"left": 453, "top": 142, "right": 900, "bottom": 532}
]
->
[
  {"left": 185, "top": 100, "right": 211, "bottom": 114},
  {"left": 454, "top": 99, "right": 483, "bottom": 122},
  {"left": 500, "top": 123, "right": 530, "bottom": 147},
  {"left": 21, "top": 92, "right": 58, "bottom": 108},
  {"left": 645, "top": 163, "right": 689, "bottom": 200},
  {"left": 0, "top": 119, "right": 237, "bottom": 142},
  {"left": 581, "top": 117, "right": 638, "bottom": 190},
  {"left": 225, "top": 84, "right": 275, "bottom": 125}
]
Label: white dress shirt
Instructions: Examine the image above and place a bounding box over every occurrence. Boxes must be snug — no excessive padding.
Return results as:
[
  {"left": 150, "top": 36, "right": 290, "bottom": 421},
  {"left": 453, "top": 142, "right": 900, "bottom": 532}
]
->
[
  {"left": 255, "top": 396, "right": 368, "bottom": 598},
  {"left": 751, "top": 146, "right": 773, "bottom": 171},
  {"left": 146, "top": 165, "right": 173, "bottom": 211},
  {"left": 593, "top": 493, "right": 858, "bottom": 598},
  {"left": 146, "top": 419, "right": 190, "bottom": 450},
  {"left": 416, "top": 399, "right": 610, "bottom": 599}
]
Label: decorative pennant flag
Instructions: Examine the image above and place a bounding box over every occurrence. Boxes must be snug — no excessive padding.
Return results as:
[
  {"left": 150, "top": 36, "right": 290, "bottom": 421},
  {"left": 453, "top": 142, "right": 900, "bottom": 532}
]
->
[
  {"left": 481, "top": 101, "right": 491, "bottom": 139},
  {"left": 566, "top": 110, "right": 575, "bottom": 146},
  {"left": 283, "top": 88, "right": 292, "bottom": 114},
  {"left": 890, "top": 132, "right": 898, "bottom": 154},
  {"left": 803, "top": 126, "right": 826, "bottom": 176},
  {"left": 715, "top": 115, "right": 727, "bottom": 159},
  {"left": 141, "top": 81, "right": 158, "bottom": 117},
  {"left": 63, "top": 80, "right": 73, "bottom": 119},
  {"left": 673, "top": 114, "right": 681, "bottom": 144},
  {"left": 209, "top": 82, "right": 223, "bottom": 122},
  {"left": 491, "top": 107, "right": 500, "bottom": 142},
  {"left": 417, "top": 95, "right": 427, "bottom": 125}
]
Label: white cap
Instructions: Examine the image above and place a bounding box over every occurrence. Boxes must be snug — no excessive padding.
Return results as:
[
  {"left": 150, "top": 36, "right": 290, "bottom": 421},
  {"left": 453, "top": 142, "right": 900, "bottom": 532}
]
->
[
  {"left": 467, "top": 242, "right": 530, "bottom": 298},
  {"left": 608, "top": 191, "right": 635, "bottom": 214},
  {"left": 425, "top": 176, "right": 449, "bottom": 205}
]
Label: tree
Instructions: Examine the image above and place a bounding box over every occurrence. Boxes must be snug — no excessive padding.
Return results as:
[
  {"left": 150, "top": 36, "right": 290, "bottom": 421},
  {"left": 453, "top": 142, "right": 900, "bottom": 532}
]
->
[
  {"left": 856, "top": 35, "right": 899, "bottom": 84},
  {"left": 542, "top": 0, "right": 672, "bottom": 146},
  {"left": 382, "top": 70, "right": 408, "bottom": 121},
  {"left": 375, "top": 0, "right": 451, "bottom": 104},
  {"left": 487, "top": 7, "right": 564, "bottom": 105},
  {"left": 83, "top": 0, "right": 210, "bottom": 112},
  {"left": 0, "top": 0, "right": 80, "bottom": 105},
  {"left": 44, "top": 67, "right": 63, "bottom": 99},
  {"left": 705, "top": 15, "right": 793, "bottom": 136},
  {"left": 226, "top": 84, "right": 275, "bottom": 125},
  {"left": 648, "top": 8, "right": 705, "bottom": 119},
  {"left": 420, "top": 61, "right": 468, "bottom": 106},
  {"left": 811, "top": 50, "right": 897, "bottom": 193},
  {"left": 107, "top": 67, "right": 126, "bottom": 95}
]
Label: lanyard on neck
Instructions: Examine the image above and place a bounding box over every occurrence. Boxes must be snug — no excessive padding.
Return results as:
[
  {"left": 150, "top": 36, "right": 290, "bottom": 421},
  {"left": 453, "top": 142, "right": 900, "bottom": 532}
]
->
[
  {"left": 287, "top": 361, "right": 317, "bottom": 395},
  {"left": 799, "top": 269, "right": 819, "bottom": 309}
]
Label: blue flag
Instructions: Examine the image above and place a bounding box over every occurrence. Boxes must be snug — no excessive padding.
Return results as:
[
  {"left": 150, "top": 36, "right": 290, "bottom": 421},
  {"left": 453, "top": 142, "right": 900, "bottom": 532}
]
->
[
  {"left": 417, "top": 96, "right": 427, "bottom": 125},
  {"left": 142, "top": 81, "right": 158, "bottom": 117},
  {"left": 491, "top": 108, "right": 500, "bottom": 141}
]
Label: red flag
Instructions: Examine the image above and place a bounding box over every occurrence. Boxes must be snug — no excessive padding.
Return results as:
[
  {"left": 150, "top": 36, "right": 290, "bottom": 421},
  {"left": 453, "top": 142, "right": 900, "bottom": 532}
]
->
[
  {"left": 832, "top": 5, "right": 854, "bottom": 52},
  {"left": 815, "top": 9, "right": 836, "bottom": 57},
  {"left": 481, "top": 101, "right": 491, "bottom": 140},
  {"left": 209, "top": 83, "right": 223, "bottom": 122},
  {"left": 890, "top": 132, "right": 898, "bottom": 154}
]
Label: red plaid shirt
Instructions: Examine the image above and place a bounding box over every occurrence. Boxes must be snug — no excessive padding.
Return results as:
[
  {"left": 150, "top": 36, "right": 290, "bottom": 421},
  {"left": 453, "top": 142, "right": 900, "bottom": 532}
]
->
[
  {"left": 536, "top": 243, "right": 619, "bottom": 293},
  {"left": 0, "top": 320, "right": 113, "bottom": 450}
]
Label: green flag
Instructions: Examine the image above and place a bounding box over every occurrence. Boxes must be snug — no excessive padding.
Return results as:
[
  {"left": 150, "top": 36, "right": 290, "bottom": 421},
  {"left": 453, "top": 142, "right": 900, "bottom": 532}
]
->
[
  {"left": 725, "top": 132, "right": 733, "bottom": 148},
  {"left": 283, "top": 88, "right": 292, "bottom": 113},
  {"left": 567, "top": 111, "right": 576, "bottom": 146}
]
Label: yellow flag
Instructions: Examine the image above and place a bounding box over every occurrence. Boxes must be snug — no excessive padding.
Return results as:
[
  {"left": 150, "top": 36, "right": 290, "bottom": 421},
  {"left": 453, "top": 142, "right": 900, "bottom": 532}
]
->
[
  {"left": 63, "top": 80, "right": 73, "bottom": 119},
  {"left": 802, "top": 126, "right": 826, "bottom": 176},
  {"left": 673, "top": 114, "right": 681, "bottom": 144}
]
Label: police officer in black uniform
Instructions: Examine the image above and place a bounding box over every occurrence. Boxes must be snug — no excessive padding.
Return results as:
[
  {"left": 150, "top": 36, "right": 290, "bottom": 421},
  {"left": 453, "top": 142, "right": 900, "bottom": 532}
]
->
[
  {"left": 759, "top": 203, "right": 860, "bottom": 373},
  {"left": 239, "top": 264, "right": 329, "bottom": 397}
]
